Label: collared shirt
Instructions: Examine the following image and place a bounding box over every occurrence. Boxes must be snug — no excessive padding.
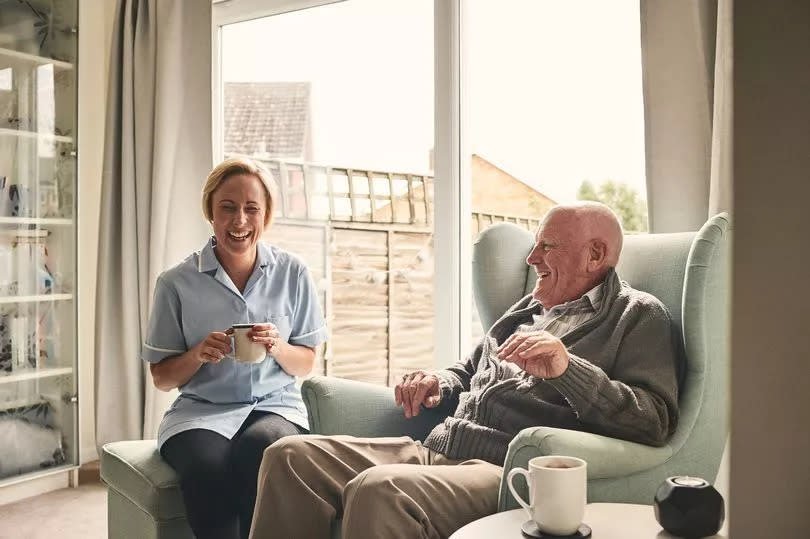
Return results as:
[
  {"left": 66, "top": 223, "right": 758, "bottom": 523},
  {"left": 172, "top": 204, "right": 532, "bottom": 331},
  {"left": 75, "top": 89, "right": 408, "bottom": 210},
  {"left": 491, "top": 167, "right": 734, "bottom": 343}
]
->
[
  {"left": 515, "top": 282, "right": 604, "bottom": 338},
  {"left": 143, "top": 237, "right": 328, "bottom": 449}
]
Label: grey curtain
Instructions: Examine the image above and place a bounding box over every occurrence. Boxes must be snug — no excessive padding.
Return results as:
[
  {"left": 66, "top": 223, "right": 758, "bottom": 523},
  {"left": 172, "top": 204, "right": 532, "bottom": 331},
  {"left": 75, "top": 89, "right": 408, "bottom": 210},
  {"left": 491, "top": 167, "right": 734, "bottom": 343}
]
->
[
  {"left": 641, "top": 0, "right": 733, "bottom": 232},
  {"left": 95, "top": 0, "right": 212, "bottom": 449}
]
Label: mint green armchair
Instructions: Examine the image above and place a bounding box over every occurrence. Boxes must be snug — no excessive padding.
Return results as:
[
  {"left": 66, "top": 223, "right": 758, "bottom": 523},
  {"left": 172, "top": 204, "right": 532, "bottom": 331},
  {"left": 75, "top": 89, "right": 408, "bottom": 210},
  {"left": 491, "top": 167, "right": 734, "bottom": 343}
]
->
[{"left": 302, "top": 213, "right": 730, "bottom": 509}]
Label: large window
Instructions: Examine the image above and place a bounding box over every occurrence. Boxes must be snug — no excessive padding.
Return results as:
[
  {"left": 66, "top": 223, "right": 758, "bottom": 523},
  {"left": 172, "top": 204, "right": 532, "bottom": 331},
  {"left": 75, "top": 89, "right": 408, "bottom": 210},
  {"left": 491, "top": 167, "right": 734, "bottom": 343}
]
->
[
  {"left": 214, "top": 0, "right": 648, "bottom": 377},
  {"left": 463, "top": 0, "right": 647, "bottom": 343},
  {"left": 215, "top": 0, "right": 435, "bottom": 385}
]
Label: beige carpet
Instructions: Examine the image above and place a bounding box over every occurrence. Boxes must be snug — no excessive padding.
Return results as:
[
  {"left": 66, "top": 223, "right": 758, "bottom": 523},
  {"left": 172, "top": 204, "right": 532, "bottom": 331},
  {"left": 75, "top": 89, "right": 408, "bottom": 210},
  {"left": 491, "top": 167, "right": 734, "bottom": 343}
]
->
[{"left": 0, "top": 484, "right": 106, "bottom": 539}]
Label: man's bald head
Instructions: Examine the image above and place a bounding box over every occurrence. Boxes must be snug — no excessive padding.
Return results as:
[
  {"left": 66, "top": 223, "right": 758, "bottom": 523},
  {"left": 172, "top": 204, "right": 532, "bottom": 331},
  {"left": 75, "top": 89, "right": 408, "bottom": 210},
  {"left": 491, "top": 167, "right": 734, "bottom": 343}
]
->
[
  {"left": 543, "top": 202, "right": 624, "bottom": 267},
  {"left": 526, "top": 202, "right": 624, "bottom": 307}
]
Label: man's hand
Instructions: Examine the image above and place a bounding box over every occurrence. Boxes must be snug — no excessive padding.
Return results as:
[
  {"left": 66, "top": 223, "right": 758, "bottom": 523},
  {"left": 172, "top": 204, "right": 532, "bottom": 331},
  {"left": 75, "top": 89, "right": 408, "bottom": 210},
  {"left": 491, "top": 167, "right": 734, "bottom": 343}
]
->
[
  {"left": 394, "top": 370, "right": 441, "bottom": 418},
  {"left": 497, "top": 330, "right": 569, "bottom": 379}
]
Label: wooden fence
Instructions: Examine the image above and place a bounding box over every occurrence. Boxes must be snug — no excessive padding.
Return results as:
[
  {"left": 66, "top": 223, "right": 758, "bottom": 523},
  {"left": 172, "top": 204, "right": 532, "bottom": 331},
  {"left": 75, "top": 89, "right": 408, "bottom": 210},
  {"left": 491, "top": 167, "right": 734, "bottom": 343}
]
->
[{"left": 250, "top": 157, "right": 541, "bottom": 386}]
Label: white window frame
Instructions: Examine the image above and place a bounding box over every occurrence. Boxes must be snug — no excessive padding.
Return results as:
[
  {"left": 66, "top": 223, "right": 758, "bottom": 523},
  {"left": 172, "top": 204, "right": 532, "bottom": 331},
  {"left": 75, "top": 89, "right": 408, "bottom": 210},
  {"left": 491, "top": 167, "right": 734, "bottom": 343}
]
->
[{"left": 211, "top": 0, "right": 470, "bottom": 368}]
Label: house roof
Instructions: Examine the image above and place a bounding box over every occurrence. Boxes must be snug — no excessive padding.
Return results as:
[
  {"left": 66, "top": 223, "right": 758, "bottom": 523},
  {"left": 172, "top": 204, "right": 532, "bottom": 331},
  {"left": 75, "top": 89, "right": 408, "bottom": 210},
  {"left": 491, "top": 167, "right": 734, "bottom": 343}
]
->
[
  {"left": 224, "top": 82, "right": 311, "bottom": 158},
  {"left": 472, "top": 154, "right": 557, "bottom": 204}
]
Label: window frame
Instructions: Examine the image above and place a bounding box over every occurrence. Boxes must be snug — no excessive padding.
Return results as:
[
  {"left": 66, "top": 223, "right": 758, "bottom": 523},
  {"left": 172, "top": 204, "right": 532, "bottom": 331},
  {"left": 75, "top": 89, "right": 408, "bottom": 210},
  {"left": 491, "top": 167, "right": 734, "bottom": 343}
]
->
[{"left": 211, "top": 0, "right": 470, "bottom": 369}]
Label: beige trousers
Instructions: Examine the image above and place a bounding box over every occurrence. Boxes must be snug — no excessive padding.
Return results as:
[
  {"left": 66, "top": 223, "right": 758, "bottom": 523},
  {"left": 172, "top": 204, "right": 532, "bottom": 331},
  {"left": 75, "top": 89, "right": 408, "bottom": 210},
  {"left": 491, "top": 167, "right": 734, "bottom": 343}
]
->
[{"left": 249, "top": 435, "right": 503, "bottom": 539}]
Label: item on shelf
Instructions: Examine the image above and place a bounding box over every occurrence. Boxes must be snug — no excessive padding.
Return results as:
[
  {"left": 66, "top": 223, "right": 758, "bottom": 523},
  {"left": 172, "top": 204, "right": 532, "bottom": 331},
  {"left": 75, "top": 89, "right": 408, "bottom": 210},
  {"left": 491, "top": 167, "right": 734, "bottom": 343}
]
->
[
  {"left": 0, "top": 416, "right": 65, "bottom": 479},
  {"left": 10, "top": 312, "right": 37, "bottom": 370},
  {"left": 0, "top": 0, "right": 50, "bottom": 56},
  {"left": 1, "top": 399, "right": 54, "bottom": 428},
  {"left": 0, "top": 85, "right": 17, "bottom": 124},
  {"left": 0, "top": 182, "right": 33, "bottom": 217},
  {"left": 36, "top": 304, "right": 56, "bottom": 367},
  {"left": 11, "top": 184, "right": 31, "bottom": 217},
  {"left": 36, "top": 243, "right": 55, "bottom": 293},
  {"left": 12, "top": 239, "right": 54, "bottom": 295},
  {"left": 0, "top": 176, "right": 13, "bottom": 216},
  {"left": 0, "top": 242, "right": 16, "bottom": 295},
  {"left": 0, "top": 311, "right": 11, "bottom": 372},
  {"left": 38, "top": 183, "right": 59, "bottom": 217},
  {"left": 55, "top": 145, "right": 75, "bottom": 217}
]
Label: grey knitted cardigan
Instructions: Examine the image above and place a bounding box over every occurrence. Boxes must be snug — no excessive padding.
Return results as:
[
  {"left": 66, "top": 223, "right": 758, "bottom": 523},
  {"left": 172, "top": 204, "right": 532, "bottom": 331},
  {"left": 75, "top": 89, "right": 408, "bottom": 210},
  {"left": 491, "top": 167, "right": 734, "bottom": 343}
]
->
[{"left": 423, "top": 269, "right": 681, "bottom": 465}]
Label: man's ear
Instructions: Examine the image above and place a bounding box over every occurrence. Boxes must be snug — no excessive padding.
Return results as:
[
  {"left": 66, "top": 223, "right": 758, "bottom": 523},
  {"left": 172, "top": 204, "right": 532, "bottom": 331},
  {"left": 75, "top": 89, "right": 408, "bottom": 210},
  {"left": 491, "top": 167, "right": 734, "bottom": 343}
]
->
[{"left": 587, "top": 240, "right": 607, "bottom": 272}]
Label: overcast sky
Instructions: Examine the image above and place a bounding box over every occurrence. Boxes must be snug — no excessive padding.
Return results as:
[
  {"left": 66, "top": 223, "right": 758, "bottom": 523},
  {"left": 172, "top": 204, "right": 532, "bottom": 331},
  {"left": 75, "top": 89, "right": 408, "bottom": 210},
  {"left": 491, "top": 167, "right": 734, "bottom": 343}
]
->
[{"left": 222, "top": 0, "right": 646, "bottom": 204}]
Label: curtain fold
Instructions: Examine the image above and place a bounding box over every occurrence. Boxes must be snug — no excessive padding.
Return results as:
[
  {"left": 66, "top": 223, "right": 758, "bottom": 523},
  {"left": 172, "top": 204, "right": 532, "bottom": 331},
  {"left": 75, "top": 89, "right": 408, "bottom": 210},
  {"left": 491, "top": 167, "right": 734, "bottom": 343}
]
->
[
  {"left": 95, "top": 0, "right": 212, "bottom": 450},
  {"left": 641, "top": 0, "right": 732, "bottom": 232},
  {"left": 708, "top": 0, "right": 733, "bottom": 216}
]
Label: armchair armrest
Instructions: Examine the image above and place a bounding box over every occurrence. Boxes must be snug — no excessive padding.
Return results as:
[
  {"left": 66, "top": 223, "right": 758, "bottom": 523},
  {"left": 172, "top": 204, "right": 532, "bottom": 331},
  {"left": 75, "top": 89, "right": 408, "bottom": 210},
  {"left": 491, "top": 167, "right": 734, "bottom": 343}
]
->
[
  {"left": 498, "top": 426, "right": 674, "bottom": 511},
  {"left": 301, "top": 375, "right": 449, "bottom": 441}
]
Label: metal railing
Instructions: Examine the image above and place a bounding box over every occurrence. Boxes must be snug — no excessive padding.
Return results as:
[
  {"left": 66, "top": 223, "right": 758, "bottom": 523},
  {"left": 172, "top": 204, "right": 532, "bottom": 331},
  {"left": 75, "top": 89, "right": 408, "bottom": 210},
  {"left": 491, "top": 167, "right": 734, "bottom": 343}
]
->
[{"left": 239, "top": 157, "right": 544, "bottom": 235}]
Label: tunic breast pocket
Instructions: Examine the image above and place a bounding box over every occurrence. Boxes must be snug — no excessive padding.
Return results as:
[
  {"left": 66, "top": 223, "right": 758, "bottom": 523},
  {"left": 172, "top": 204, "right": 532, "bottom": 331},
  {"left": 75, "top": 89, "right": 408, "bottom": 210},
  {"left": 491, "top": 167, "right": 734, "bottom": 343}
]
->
[{"left": 267, "top": 314, "right": 291, "bottom": 342}]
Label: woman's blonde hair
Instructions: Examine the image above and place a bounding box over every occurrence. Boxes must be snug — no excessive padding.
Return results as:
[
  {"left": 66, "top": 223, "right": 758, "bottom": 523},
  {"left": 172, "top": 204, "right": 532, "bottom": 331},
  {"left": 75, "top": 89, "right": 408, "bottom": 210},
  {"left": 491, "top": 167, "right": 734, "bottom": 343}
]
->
[{"left": 202, "top": 156, "right": 278, "bottom": 227}]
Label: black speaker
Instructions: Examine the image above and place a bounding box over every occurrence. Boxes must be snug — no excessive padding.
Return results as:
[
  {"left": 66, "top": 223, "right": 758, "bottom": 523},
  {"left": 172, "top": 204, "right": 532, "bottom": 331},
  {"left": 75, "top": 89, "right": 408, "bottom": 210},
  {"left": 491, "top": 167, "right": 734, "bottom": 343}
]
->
[{"left": 654, "top": 476, "right": 725, "bottom": 537}]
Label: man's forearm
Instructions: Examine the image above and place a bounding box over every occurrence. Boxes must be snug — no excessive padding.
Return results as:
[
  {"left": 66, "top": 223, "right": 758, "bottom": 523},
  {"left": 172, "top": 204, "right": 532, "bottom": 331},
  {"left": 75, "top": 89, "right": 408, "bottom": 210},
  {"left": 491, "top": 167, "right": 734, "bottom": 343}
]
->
[{"left": 546, "top": 354, "right": 676, "bottom": 446}]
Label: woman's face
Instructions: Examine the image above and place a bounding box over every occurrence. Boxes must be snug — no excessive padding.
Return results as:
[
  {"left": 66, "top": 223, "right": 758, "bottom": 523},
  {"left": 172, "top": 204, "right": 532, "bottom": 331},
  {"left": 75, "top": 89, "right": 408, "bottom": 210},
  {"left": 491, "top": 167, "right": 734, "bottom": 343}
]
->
[{"left": 210, "top": 173, "right": 268, "bottom": 262}]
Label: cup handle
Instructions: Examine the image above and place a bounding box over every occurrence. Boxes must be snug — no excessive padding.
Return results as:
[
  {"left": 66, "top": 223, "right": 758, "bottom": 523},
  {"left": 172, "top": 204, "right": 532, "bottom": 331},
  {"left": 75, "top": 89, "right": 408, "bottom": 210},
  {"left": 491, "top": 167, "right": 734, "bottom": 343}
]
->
[
  {"left": 506, "top": 467, "right": 533, "bottom": 521},
  {"left": 225, "top": 334, "right": 235, "bottom": 360}
]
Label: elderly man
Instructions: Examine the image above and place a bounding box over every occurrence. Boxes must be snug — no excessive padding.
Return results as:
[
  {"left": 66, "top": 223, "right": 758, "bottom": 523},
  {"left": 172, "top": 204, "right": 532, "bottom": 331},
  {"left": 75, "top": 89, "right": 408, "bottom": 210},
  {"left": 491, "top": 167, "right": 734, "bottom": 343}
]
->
[{"left": 249, "top": 202, "right": 680, "bottom": 539}]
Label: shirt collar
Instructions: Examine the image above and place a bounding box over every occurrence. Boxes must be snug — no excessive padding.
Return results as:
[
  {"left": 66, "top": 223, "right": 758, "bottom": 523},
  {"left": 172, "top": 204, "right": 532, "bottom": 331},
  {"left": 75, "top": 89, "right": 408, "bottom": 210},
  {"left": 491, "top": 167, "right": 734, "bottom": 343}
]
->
[
  {"left": 255, "top": 240, "right": 276, "bottom": 269},
  {"left": 539, "top": 280, "right": 605, "bottom": 314},
  {"left": 197, "top": 236, "right": 276, "bottom": 273},
  {"left": 582, "top": 281, "right": 604, "bottom": 311}
]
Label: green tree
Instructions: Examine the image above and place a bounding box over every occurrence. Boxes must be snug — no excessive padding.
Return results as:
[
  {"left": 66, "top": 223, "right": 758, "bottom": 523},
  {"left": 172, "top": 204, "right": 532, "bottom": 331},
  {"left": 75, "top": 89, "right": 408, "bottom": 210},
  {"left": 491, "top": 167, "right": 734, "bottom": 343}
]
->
[{"left": 576, "top": 180, "right": 648, "bottom": 233}]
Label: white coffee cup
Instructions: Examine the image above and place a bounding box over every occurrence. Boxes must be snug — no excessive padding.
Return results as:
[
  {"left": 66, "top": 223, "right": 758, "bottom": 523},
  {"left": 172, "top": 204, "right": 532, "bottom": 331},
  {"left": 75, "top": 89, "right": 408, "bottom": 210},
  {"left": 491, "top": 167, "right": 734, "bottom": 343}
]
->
[
  {"left": 507, "top": 455, "right": 587, "bottom": 536},
  {"left": 228, "top": 324, "right": 267, "bottom": 364}
]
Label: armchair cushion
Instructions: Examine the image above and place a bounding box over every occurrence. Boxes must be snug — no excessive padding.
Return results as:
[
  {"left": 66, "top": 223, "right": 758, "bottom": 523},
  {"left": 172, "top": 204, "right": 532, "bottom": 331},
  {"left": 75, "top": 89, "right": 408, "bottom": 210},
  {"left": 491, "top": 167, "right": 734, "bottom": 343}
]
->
[
  {"left": 498, "top": 427, "right": 673, "bottom": 511},
  {"left": 302, "top": 375, "right": 449, "bottom": 441}
]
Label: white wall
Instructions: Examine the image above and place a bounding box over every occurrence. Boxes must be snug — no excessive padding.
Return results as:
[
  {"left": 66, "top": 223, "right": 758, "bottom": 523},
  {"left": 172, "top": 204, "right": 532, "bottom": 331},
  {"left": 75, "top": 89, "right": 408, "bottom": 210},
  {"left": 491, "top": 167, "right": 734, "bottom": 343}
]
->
[
  {"left": 77, "top": 0, "right": 117, "bottom": 463},
  {"left": 730, "top": 1, "right": 810, "bottom": 536}
]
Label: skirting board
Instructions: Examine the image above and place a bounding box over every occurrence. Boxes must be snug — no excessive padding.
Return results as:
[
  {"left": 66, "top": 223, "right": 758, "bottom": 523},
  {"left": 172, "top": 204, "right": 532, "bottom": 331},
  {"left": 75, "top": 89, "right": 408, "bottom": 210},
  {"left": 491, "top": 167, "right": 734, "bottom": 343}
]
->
[{"left": 0, "top": 471, "right": 70, "bottom": 507}]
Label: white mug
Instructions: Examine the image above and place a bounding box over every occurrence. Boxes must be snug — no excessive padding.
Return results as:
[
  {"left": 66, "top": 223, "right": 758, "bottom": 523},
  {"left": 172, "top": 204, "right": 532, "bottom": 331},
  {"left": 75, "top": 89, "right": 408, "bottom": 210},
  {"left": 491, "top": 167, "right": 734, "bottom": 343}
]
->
[
  {"left": 507, "top": 456, "right": 587, "bottom": 536},
  {"left": 228, "top": 324, "right": 267, "bottom": 364}
]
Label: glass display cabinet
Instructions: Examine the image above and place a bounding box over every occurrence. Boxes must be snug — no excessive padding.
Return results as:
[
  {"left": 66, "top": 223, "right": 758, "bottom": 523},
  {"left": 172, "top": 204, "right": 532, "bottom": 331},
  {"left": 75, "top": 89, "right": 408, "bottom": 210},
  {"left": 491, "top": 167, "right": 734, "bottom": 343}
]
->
[{"left": 0, "top": 0, "right": 78, "bottom": 484}]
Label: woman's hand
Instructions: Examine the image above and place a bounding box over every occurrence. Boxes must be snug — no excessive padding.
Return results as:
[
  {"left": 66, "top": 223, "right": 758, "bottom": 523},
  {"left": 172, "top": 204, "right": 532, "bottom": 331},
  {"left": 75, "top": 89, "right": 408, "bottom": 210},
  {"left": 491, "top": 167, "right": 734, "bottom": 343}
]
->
[
  {"left": 191, "top": 329, "right": 233, "bottom": 364},
  {"left": 248, "top": 323, "right": 282, "bottom": 355},
  {"left": 249, "top": 323, "right": 315, "bottom": 376}
]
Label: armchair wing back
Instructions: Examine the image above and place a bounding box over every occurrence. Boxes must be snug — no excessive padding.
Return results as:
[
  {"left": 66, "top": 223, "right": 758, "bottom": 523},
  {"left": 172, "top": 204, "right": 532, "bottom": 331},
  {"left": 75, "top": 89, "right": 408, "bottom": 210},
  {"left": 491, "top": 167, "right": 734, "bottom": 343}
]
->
[{"left": 473, "top": 213, "right": 730, "bottom": 505}]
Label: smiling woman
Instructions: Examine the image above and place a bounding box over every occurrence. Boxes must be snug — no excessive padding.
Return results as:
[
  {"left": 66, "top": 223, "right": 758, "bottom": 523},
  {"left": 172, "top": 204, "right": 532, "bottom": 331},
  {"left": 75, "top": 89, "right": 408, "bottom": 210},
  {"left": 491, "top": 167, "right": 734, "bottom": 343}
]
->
[
  {"left": 202, "top": 159, "right": 277, "bottom": 291},
  {"left": 142, "top": 156, "right": 328, "bottom": 539}
]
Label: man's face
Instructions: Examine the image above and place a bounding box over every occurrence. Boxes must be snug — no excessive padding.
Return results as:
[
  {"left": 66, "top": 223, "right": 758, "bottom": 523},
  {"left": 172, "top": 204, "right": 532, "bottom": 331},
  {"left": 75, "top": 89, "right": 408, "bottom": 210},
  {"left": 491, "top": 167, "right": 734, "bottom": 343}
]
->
[{"left": 525, "top": 211, "right": 591, "bottom": 308}]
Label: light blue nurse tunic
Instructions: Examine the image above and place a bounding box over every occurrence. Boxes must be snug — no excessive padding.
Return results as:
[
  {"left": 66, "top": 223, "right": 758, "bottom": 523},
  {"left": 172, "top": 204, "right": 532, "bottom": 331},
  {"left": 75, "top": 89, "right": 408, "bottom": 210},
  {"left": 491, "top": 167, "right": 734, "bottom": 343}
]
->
[{"left": 142, "top": 237, "right": 328, "bottom": 450}]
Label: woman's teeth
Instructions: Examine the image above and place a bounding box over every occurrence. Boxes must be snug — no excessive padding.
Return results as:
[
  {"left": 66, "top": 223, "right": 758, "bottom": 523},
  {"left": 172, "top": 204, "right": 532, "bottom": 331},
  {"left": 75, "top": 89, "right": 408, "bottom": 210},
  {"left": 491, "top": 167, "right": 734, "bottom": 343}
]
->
[{"left": 228, "top": 231, "right": 251, "bottom": 240}]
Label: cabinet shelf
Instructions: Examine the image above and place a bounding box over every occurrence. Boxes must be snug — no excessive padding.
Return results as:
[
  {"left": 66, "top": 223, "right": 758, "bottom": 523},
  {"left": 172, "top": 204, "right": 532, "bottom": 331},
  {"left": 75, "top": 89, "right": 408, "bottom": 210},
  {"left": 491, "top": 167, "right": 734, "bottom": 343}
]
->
[
  {"left": 0, "top": 46, "right": 74, "bottom": 71},
  {"left": 0, "top": 294, "right": 73, "bottom": 305},
  {"left": 0, "top": 217, "right": 73, "bottom": 226},
  {"left": 0, "top": 127, "right": 74, "bottom": 143},
  {"left": 0, "top": 367, "right": 73, "bottom": 385}
]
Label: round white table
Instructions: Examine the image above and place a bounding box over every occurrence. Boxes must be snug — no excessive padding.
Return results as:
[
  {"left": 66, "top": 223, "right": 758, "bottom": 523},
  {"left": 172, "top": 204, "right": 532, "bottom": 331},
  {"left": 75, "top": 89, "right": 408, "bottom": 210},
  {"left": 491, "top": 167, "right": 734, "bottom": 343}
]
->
[{"left": 450, "top": 503, "right": 728, "bottom": 538}]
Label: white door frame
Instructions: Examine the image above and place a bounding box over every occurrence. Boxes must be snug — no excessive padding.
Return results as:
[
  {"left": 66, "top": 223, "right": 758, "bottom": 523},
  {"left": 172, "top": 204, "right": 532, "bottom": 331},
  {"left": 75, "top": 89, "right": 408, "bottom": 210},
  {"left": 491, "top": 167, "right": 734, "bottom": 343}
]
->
[{"left": 211, "top": 0, "right": 469, "bottom": 368}]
